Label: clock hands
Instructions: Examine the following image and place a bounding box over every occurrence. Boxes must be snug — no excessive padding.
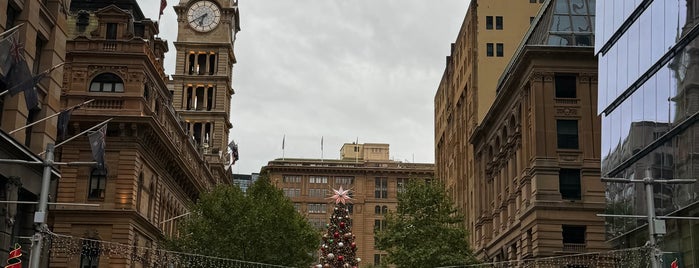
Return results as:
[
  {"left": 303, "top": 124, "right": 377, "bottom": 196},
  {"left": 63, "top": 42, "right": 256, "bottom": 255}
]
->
[{"left": 189, "top": 13, "right": 209, "bottom": 26}]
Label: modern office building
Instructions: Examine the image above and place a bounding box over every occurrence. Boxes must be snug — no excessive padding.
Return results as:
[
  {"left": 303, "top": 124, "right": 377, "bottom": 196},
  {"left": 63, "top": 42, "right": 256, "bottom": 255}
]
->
[
  {"left": 596, "top": 0, "right": 699, "bottom": 266},
  {"left": 468, "top": 0, "right": 605, "bottom": 262},
  {"left": 0, "top": 0, "right": 66, "bottom": 264},
  {"left": 50, "top": 0, "right": 239, "bottom": 266},
  {"left": 233, "top": 173, "right": 259, "bottom": 193},
  {"left": 261, "top": 143, "right": 434, "bottom": 267},
  {"left": 434, "top": 0, "right": 543, "bottom": 231}
]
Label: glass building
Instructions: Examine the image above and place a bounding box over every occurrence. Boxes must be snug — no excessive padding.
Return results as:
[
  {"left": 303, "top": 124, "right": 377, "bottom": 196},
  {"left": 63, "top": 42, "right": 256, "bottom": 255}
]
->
[{"left": 596, "top": 0, "right": 699, "bottom": 266}]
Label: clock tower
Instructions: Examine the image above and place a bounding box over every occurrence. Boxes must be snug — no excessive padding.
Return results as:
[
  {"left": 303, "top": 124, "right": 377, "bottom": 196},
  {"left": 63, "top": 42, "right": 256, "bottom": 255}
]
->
[{"left": 171, "top": 0, "right": 240, "bottom": 180}]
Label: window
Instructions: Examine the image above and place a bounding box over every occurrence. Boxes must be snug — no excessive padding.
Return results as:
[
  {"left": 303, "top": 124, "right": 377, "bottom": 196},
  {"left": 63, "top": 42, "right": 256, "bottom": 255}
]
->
[
  {"left": 88, "top": 168, "right": 107, "bottom": 199},
  {"left": 80, "top": 240, "right": 100, "bottom": 268},
  {"left": 136, "top": 173, "right": 144, "bottom": 211},
  {"left": 283, "top": 188, "right": 300, "bottom": 197},
  {"left": 559, "top": 169, "right": 581, "bottom": 200},
  {"left": 374, "top": 219, "right": 386, "bottom": 230},
  {"left": 5, "top": 4, "right": 19, "bottom": 29},
  {"left": 106, "top": 23, "right": 117, "bottom": 40},
  {"left": 89, "top": 73, "right": 124, "bottom": 92},
  {"left": 555, "top": 74, "right": 577, "bottom": 98},
  {"left": 308, "top": 203, "right": 326, "bottom": 213},
  {"left": 208, "top": 53, "right": 216, "bottom": 75},
  {"left": 486, "top": 43, "right": 494, "bottom": 57},
  {"left": 486, "top": 16, "right": 493, "bottom": 30},
  {"left": 374, "top": 253, "right": 387, "bottom": 266},
  {"left": 308, "top": 218, "right": 326, "bottom": 230},
  {"left": 496, "top": 43, "right": 504, "bottom": 57},
  {"left": 557, "top": 120, "right": 579, "bottom": 149},
  {"left": 308, "top": 188, "right": 326, "bottom": 197},
  {"left": 24, "top": 109, "right": 39, "bottom": 147},
  {"left": 562, "top": 225, "right": 586, "bottom": 244},
  {"left": 495, "top": 16, "right": 503, "bottom": 30},
  {"left": 397, "top": 178, "right": 408, "bottom": 193},
  {"left": 374, "top": 177, "right": 387, "bottom": 199},
  {"left": 335, "top": 176, "right": 354, "bottom": 185},
  {"left": 293, "top": 203, "right": 301, "bottom": 212},
  {"left": 309, "top": 176, "right": 327, "bottom": 184},
  {"left": 283, "top": 175, "right": 301, "bottom": 183}
]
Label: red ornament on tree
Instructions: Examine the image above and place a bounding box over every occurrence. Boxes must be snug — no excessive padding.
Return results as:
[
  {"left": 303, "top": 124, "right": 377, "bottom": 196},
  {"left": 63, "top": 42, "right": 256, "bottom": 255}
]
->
[
  {"left": 338, "top": 255, "right": 344, "bottom": 262},
  {"left": 339, "top": 222, "right": 346, "bottom": 229},
  {"left": 334, "top": 232, "right": 339, "bottom": 238}
]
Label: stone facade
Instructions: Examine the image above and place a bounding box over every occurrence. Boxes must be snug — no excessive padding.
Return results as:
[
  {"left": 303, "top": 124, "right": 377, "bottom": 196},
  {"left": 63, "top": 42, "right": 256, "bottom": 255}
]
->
[
  {"left": 262, "top": 143, "right": 434, "bottom": 267},
  {"left": 0, "top": 0, "right": 67, "bottom": 264}
]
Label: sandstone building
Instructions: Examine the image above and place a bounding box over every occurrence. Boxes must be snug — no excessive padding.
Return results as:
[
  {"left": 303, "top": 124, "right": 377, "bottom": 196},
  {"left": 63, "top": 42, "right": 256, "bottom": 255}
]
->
[
  {"left": 50, "top": 0, "right": 239, "bottom": 266},
  {"left": 261, "top": 143, "right": 434, "bottom": 266},
  {"left": 468, "top": 0, "right": 606, "bottom": 262},
  {"left": 434, "top": 0, "right": 543, "bottom": 234},
  {"left": 0, "top": 0, "right": 67, "bottom": 264}
]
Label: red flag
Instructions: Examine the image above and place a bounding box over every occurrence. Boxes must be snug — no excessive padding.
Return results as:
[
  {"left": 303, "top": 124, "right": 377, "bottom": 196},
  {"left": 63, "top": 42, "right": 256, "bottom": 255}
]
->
[
  {"left": 671, "top": 258, "right": 679, "bottom": 268},
  {"left": 4, "top": 243, "right": 21, "bottom": 268},
  {"left": 159, "top": 0, "right": 167, "bottom": 18}
]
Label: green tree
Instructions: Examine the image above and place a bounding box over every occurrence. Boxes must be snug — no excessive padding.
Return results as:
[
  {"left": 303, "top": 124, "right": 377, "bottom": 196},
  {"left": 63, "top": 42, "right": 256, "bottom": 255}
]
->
[
  {"left": 375, "top": 179, "right": 477, "bottom": 268},
  {"left": 166, "top": 173, "right": 319, "bottom": 267}
]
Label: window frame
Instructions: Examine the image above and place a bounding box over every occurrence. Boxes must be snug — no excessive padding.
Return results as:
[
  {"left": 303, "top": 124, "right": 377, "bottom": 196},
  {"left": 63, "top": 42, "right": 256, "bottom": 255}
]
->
[
  {"left": 555, "top": 74, "right": 577, "bottom": 98},
  {"left": 89, "top": 73, "right": 124, "bottom": 93},
  {"left": 495, "top": 16, "right": 503, "bottom": 30},
  {"left": 486, "top": 43, "right": 494, "bottom": 57},
  {"left": 559, "top": 168, "right": 582, "bottom": 200},
  {"left": 496, "top": 43, "right": 504, "bottom": 57},
  {"left": 486, "top": 16, "right": 493, "bottom": 30},
  {"left": 88, "top": 168, "right": 107, "bottom": 200},
  {"left": 556, "top": 119, "right": 579, "bottom": 149}
]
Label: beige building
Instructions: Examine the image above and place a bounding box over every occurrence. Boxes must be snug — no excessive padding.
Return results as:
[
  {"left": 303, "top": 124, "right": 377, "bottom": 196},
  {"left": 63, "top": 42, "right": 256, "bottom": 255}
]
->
[
  {"left": 50, "top": 0, "right": 239, "bottom": 267},
  {"left": 434, "top": 0, "right": 543, "bottom": 229},
  {"left": 262, "top": 143, "right": 434, "bottom": 267},
  {"left": 468, "top": 0, "right": 607, "bottom": 262}
]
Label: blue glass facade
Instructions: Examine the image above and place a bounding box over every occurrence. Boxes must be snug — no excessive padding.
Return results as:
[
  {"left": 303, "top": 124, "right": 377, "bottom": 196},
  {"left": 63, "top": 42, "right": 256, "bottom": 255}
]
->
[{"left": 596, "top": 0, "right": 699, "bottom": 264}]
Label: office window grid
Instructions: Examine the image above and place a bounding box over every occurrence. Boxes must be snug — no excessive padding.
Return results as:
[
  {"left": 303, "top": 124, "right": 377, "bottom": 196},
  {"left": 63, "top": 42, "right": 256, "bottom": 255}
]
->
[
  {"left": 309, "top": 176, "right": 328, "bottom": 184},
  {"left": 334, "top": 176, "right": 354, "bottom": 185},
  {"left": 283, "top": 175, "right": 301, "bottom": 183},
  {"left": 308, "top": 203, "right": 327, "bottom": 213},
  {"left": 283, "top": 188, "right": 301, "bottom": 198},
  {"left": 308, "top": 188, "right": 327, "bottom": 197},
  {"left": 374, "top": 177, "right": 388, "bottom": 198}
]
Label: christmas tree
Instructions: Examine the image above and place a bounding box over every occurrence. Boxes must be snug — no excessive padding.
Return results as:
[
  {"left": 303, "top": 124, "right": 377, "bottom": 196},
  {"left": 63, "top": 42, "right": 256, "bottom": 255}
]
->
[{"left": 316, "top": 187, "right": 360, "bottom": 268}]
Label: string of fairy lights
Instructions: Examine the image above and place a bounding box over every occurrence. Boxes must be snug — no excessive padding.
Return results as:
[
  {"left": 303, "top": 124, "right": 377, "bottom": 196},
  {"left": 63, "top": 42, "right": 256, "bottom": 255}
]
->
[
  {"left": 43, "top": 231, "right": 293, "bottom": 268},
  {"left": 435, "top": 246, "right": 653, "bottom": 268}
]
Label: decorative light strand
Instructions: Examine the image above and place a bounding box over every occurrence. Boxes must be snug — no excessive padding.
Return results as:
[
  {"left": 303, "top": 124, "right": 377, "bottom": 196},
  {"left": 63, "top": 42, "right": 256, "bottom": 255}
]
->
[
  {"left": 434, "top": 246, "right": 653, "bottom": 268},
  {"left": 43, "top": 231, "right": 294, "bottom": 268}
]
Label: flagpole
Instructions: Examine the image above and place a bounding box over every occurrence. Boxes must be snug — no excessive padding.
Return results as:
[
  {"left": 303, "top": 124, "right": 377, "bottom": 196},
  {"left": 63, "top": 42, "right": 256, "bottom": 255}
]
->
[
  {"left": 3, "top": 62, "right": 65, "bottom": 95},
  {"left": 282, "top": 134, "right": 285, "bottom": 160},
  {"left": 8, "top": 99, "right": 94, "bottom": 135},
  {"left": 39, "top": 118, "right": 112, "bottom": 156},
  {"left": 0, "top": 23, "right": 24, "bottom": 38},
  {"left": 321, "top": 136, "right": 324, "bottom": 162}
]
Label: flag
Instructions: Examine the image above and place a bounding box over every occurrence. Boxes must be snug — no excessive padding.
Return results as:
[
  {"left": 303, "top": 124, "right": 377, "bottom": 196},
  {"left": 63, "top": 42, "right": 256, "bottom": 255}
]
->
[
  {"left": 57, "top": 108, "right": 74, "bottom": 141},
  {"left": 321, "top": 136, "right": 324, "bottom": 151},
  {"left": 228, "top": 140, "right": 239, "bottom": 165},
  {"left": 4, "top": 58, "right": 39, "bottom": 110},
  {"left": 282, "top": 134, "right": 285, "bottom": 150},
  {"left": 0, "top": 29, "right": 20, "bottom": 77},
  {"left": 88, "top": 123, "right": 107, "bottom": 168},
  {"left": 4, "top": 243, "right": 21, "bottom": 268},
  {"left": 671, "top": 258, "right": 679, "bottom": 268},
  {"left": 159, "top": 0, "right": 167, "bottom": 18}
]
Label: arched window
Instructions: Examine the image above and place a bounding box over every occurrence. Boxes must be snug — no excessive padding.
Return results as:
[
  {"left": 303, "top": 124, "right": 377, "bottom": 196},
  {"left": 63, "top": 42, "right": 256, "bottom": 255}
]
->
[
  {"left": 382, "top": 205, "right": 388, "bottom": 214},
  {"left": 374, "top": 205, "right": 381, "bottom": 215},
  {"left": 89, "top": 73, "right": 124, "bottom": 92},
  {"left": 88, "top": 168, "right": 107, "bottom": 199}
]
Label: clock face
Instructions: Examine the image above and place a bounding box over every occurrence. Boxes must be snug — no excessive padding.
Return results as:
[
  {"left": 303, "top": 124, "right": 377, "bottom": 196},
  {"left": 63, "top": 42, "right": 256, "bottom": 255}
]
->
[{"left": 187, "top": 1, "right": 221, "bottom": 32}]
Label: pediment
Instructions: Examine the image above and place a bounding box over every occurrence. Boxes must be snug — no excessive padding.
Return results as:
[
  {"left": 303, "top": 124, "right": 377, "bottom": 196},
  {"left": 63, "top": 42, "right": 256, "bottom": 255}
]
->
[{"left": 94, "top": 4, "right": 133, "bottom": 19}]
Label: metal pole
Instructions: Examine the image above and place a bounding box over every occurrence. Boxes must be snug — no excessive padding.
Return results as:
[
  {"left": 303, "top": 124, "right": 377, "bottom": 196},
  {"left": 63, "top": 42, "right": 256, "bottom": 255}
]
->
[
  {"left": 29, "top": 143, "right": 54, "bottom": 268},
  {"left": 8, "top": 99, "right": 94, "bottom": 135},
  {"left": 643, "top": 172, "right": 659, "bottom": 268}
]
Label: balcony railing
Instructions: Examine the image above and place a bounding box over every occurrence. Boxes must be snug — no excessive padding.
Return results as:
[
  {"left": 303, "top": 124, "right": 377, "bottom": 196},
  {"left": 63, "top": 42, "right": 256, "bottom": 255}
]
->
[{"left": 562, "top": 243, "right": 586, "bottom": 253}]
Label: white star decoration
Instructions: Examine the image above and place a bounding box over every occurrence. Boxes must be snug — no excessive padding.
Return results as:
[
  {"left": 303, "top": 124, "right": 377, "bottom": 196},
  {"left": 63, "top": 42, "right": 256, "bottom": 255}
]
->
[{"left": 328, "top": 186, "right": 352, "bottom": 204}]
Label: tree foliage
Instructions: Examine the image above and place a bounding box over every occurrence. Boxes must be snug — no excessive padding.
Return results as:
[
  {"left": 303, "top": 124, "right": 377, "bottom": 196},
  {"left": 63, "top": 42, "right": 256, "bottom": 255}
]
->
[
  {"left": 374, "top": 179, "right": 477, "bottom": 268},
  {"left": 165, "top": 173, "right": 319, "bottom": 267}
]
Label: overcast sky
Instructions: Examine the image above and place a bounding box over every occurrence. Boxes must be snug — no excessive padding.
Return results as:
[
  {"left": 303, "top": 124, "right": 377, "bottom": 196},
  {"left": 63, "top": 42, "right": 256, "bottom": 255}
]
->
[{"left": 137, "top": 0, "right": 468, "bottom": 175}]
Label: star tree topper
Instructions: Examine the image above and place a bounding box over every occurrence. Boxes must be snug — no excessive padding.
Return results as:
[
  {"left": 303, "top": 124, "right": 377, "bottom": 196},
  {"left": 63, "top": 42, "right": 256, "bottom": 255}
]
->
[{"left": 328, "top": 186, "right": 353, "bottom": 204}]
